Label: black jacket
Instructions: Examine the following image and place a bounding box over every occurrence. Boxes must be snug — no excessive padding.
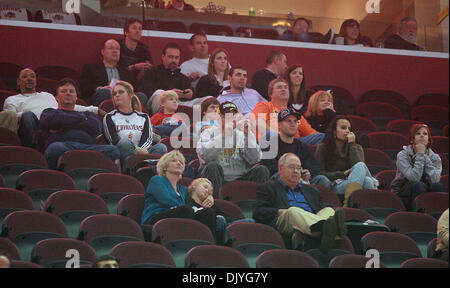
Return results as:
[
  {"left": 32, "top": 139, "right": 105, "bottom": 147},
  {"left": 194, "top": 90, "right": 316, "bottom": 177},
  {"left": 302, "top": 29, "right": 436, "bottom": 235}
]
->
[
  {"left": 251, "top": 69, "right": 277, "bottom": 101},
  {"left": 384, "top": 34, "right": 422, "bottom": 51},
  {"left": 141, "top": 64, "right": 191, "bottom": 98},
  {"left": 254, "top": 180, "right": 325, "bottom": 228}
]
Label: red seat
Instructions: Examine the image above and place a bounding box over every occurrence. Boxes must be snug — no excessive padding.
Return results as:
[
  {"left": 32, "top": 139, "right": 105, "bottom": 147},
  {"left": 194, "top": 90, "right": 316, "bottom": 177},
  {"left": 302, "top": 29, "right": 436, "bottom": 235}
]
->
[
  {"left": 189, "top": 23, "right": 233, "bottom": 36},
  {"left": 117, "top": 194, "right": 145, "bottom": 224},
  {"left": 310, "top": 85, "right": 356, "bottom": 115},
  {"left": 0, "top": 188, "right": 35, "bottom": 223},
  {"left": 236, "top": 27, "right": 279, "bottom": 39},
  {"left": 0, "top": 62, "right": 23, "bottom": 91},
  {"left": 214, "top": 199, "right": 245, "bottom": 222},
  {"left": 0, "top": 237, "right": 21, "bottom": 260},
  {"left": 176, "top": 105, "right": 193, "bottom": 123},
  {"left": 185, "top": 245, "right": 249, "bottom": 268},
  {"left": 411, "top": 105, "right": 449, "bottom": 122},
  {"left": 375, "top": 170, "right": 397, "bottom": 191},
  {"left": 35, "top": 65, "right": 81, "bottom": 82},
  {"left": 360, "top": 89, "right": 410, "bottom": 118},
  {"left": 413, "top": 192, "right": 449, "bottom": 219},
  {"left": 347, "top": 115, "right": 377, "bottom": 134},
  {"left": 219, "top": 180, "right": 260, "bottom": 218},
  {"left": 308, "top": 184, "right": 341, "bottom": 207},
  {"left": 386, "top": 119, "right": 423, "bottom": 136},
  {"left": 364, "top": 148, "right": 394, "bottom": 172},
  {"left": 443, "top": 125, "right": 449, "bottom": 137},
  {"left": 0, "top": 90, "right": 17, "bottom": 111},
  {"left": 431, "top": 136, "right": 449, "bottom": 154},
  {"left": 256, "top": 249, "right": 319, "bottom": 268},
  {"left": 415, "top": 93, "right": 449, "bottom": 107},
  {"left": 0, "top": 128, "right": 21, "bottom": 146},
  {"left": 36, "top": 77, "right": 57, "bottom": 95},
  {"left": 367, "top": 132, "right": 408, "bottom": 151},
  {"left": 357, "top": 102, "right": 403, "bottom": 123},
  {"left": 400, "top": 258, "right": 449, "bottom": 268},
  {"left": 111, "top": 241, "right": 175, "bottom": 268},
  {"left": 329, "top": 254, "right": 387, "bottom": 268}
]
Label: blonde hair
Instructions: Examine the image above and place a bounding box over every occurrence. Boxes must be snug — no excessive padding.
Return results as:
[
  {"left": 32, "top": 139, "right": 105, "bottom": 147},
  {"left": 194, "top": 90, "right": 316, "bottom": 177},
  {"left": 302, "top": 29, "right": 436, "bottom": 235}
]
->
[
  {"left": 305, "top": 90, "right": 333, "bottom": 117},
  {"left": 156, "top": 150, "right": 185, "bottom": 177},
  {"left": 159, "top": 90, "right": 179, "bottom": 106},
  {"left": 188, "top": 178, "right": 213, "bottom": 196},
  {"left": 112, "top": 81, "right": 142, "bottom": 112}
]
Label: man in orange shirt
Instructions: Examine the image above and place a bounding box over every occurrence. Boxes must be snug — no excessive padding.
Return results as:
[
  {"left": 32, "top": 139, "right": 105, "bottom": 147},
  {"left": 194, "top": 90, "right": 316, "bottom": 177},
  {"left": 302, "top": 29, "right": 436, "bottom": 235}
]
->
[{"left": 250, "top": 78, "right": 324, "bottom": 145}]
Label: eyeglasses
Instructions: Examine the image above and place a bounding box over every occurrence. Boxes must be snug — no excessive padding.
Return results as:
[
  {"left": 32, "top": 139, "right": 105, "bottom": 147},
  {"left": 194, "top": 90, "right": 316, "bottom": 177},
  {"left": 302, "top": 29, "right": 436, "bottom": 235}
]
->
[{"left": 286, "top": 165, "right": 302, "bottom": 171}]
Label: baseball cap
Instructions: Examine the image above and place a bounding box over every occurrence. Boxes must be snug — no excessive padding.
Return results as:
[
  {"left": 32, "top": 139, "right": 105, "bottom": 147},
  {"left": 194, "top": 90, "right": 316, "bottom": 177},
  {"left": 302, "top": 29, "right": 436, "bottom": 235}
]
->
[
  {"left": 278, "top": 108, "right": 301, "bottom": 122},
  {"left": 219, "top": 101, "right": 239, "bottom": 115}
]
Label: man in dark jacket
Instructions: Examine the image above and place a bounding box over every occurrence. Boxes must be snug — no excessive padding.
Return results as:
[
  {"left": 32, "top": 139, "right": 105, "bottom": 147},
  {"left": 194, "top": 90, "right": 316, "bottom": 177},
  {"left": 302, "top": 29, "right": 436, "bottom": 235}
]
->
[
  {"left": 251, "top": 51, "right": 287, "bottom": 100},
  {"left": 254, "top": 153, "right": 346, "bottom": 252},
  {"left": 384, "top": 17, "right": 422, "bottom": 51},
  {"left": 40, "top": 78, "right": 120, "bottom": 170}
]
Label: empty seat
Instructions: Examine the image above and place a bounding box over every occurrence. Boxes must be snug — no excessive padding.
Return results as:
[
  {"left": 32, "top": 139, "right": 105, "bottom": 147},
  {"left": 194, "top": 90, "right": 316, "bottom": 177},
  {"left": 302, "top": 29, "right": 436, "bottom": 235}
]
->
[
  {"left": 35, "top": 65, "right": 81, "bottom": 82},
  {"left": 111, "top": 241, "right": 175, "bottom": 268},
  {"left": 367, "top": 132, "right": 408, "bottom": 162},
  {"left": 256, "top": 249, "right": 319, "bottom": 268},
  {"left": 57, "top": 150, "right": 119, "bottom": 190},
  {"left": 305, "top": 247, "right": 352, "bottom": 268},
  {"left": 16, "top": 169, "right": 76, "bottom": 209},
  {"left": 0, "top": 237, "right": 21, "bottom": 260},
  {"left": 357, "top": 102, "right": 404, "bottom": 129},
  {"left": 0, "top": 128, "right": 21, "bottom": 146},
  {"left": 0, "top": 146, "right": 48, "bottom": 188},
  {"left": 44, "top": 190, "right": 108, "bottom": 238},
  {"left": 189, "top": 23, "right": 233, "bottom": 36},
  {"left": 413, "top": 192, "right": 449, "bottom": 219},
  {"left": 310, "top": 85, "right": 356, "bottom": 115},
  {"left": 78, "top": 214, "right": 144, "bottom": 257},
  {"left": 134, "top": 166, "right": 157, "bottom": 189},
  {"left": 349, "top": 189, "right": 406, "bottom": 223},
  {"left": 411, "top": 105, "right": 449, "bottom": 122},
  {"left": 236, "top": 27, "right": 279, "bottom": 39},
  {"left": 86, "top": 173, "right": 145, "bottom": 214},
  {"left": 226, "top": 222, "right": 285, "bottom": 268},
  {"left": 31, "top": 238, "right": 97, "bottom": 268},
  {"left": 0, "top": 188, "right": 34, "bottom": 226},
  {"left": 427, "top": 238, "right": 438, "bottom": 258},
  {"left": 375, "top": 170, "right": 397, "bottom": 191},
  {"left": 329, "top": 254, "right": 387, "bottom": 268},
  {"left": 361, "top": 231, "right": 422, "bottom": 268},
  {"left": 400, "top": 257, "right": 449, "bottom": 268},
  {"left": 36, "top": 77, "right": 57, "bottom": 95},
  {"left": 1, "top": 211, "right": 67, "bottom": 261},
  {"left": 219, "top": 180, "right": 260, "bottom": 218},
  {"left": 415, "top": 93, "right": 449, "bottom": 107},
  {"left": 359, "top": 89, "right": 410, "bottom": 118},
  {"left": 0, "top": 62, "right": 23, "bottom": 91},
  {"left": 443, "top": 124, "right": 449, "bottom": 137},
  {"left": 214, "top": 199, "right": 245, "bottom": 222},
  {"left": 431, "top": 136, "right": 449, "bottom": 154},
  {"left": 152, "top": 218, "right": 215, "bottom": 268},
  {"left": 185, "top": 245, "right": 249, "bottom": 268},
  {"left": 385, "top": 211, "right": 438, "bottom": 257},
  {"left": 0, "top": 175, "right": 4, "bottom": 187},
  {"left": 386, "top": 119, "right": 423, "bottom": 136},
  {"left": 308, "top": 184, "right": 341, "bottom": 207},
  {"left": 440, "top": 154, "right": 449, "bottom": 175},
  {"left": 347, "top": 115, "right": 377, "bottom": 144},
  {"left": 364, "top": 148, "right": 395, "bottom": 175},
  {"left": 123, "top": 154, "right": 161, "bottom": 176},
  {"left": 117, "top": 194, "right": 145, "bottom": 224}
]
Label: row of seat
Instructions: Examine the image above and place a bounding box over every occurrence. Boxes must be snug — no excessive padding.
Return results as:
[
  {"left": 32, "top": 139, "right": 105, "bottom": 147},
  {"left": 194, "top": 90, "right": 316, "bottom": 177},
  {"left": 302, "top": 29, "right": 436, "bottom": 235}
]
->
[{"left": 0, "top": 7, "right": 81, "bottom": 25}]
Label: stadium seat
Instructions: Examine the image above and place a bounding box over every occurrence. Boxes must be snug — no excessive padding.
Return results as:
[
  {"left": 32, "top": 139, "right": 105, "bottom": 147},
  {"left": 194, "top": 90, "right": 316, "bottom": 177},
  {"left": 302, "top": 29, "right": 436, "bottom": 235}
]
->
[
  {"left": 31, "top": 238, "right": 97, "bottom": 268},
  {"left": 152, "top": 218, "right": 215, "bottom": 268},
  {"left": 441, "top": 175, "right": 449, "bottom": 191},
  {"left": 35, "top": 65, "right": 81, "bottom": 82},
  {"left": 442, "top": 124, "right": 449, "bottom": 137},
  {"left": 0, "top": 128, "right": 21, "bottom": 146},
  {"left": 427, "top": 238, "right": 438, "bottom": 258},
  {"left": 413, "top": 192, "right": 449, "bottom": 219},
  {"left": 357, "top": 102, "right": 404, "bottom": 130},
  {"left": 359, "top": 89, "right": 410, "bottom": 118},
  {"left": 400, "top": 257, "right": 449, "bottom": 268},
  {"left": 363, "top": 148, "right": 395, "bottom": 175},
  {"left": 361, "top": 231, "right": 422, "bottom": 268},
  {"left": 99, "top": 99, "right": 115, "bottom": 113},
  {"left": 0, "top": 62, "right": 23, "bottom": 91},
  {"left": 76, "top": 98, "right": 88, "bottom": 106},
  {"left": 226, "top": 222, "right": 285, "bottom": 268},
  {"left": 367, "top": 132, "right": 408, "bottom": 163},
  {"left": 0, "top": 188, "right": 34, "bottom": 227},
  {"left": 57, "top": 150, "right": 119, "bottom": 190},
  {"left": 415, "top": 93, "right": 449, "bottom": 107},
  {"left": 123, "top": 154, "right": 161, "bottom": 176},
  {"left": 0, "top": 90, "right": 17, "bottom": 111},
  {"left": 347, "top": 115, "right": 377, "bottom": 145},
  {"left": 1, "top": 211, "right": 67, "bottom": 261},
  {"left": 0, "top": 146, "right": 48, "bottom": 188},
  {"left": 36, "top": 77, "right": 57, "bottom": 95},
  {"left": 44, "top": 190, "right": 108, "bottom": 238},
  {"left": 16, "top": 169, "right": 76, "bottom": 209},
  {"left": 111, "top": 241, "right": 175, "bottom": 268},
  {"left": 307, "top": 184, "right": 341, "bottom": 207},
  {"left": 431, "top": 136, "right": 449, "bottom": 155},
  {"left": 411, "top": 105, "right": 449, "bottom": 122},
  {"left": 256, "top": 249, "right": 319, "bottom": 268},
  {"left": 213, "top": 199, "right": 246, "bottom": 222},
  {"left": 189, "top": 23, "right": 233, "bottom": 36},
  {"left": 86, "top": 173, "right": 145, "bottom": 214},
  {"left": 78, "top": 214, "right": 144, "bottom": 257},
  {"left": 329, "top": 254, "right": 387, "bottom": 268},
  {"left": 219, "top": 180, "right": 260, "bottom": 218},
  {"left": 185, "top": 245, "right": 249, "bottom": 268},
  {"left": 386, "top": 119, "right": 423, "bottom": 136},
  {"left": 375, "top": 170, "right": 396, "bottom": 191},
  {"left": 144, "top": 19, "right": 187, "bottom": 33},
  {"left": 310, "top": 85, "right": 356, "bottom": 115},
  {"left": 0, "top": 236, "right": 21, "bottom": 260},
  {"left": 348, "top": 189, "right": 406, "bottom": 224},
  {"left": 10, "top": 260, "right": 43, "bottom": 268},
  {"left": 117, "top": 194, "right": 145, "bottom": 224},
  {"left": 385, "top": 211, "right": 438, "bottom": 258},
  {"left": 305, "top": 248, "right": 352, "bottom": 268},
  {"left": 134, "top": 166, "right": 156, "bottom": 189}
]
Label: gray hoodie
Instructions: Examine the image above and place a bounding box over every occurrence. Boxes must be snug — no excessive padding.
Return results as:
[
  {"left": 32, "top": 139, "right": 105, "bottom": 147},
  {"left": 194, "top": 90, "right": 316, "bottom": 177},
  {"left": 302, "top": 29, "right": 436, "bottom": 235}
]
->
[{"left": 391, "top": 145, "right": 442, "bottom": 194}]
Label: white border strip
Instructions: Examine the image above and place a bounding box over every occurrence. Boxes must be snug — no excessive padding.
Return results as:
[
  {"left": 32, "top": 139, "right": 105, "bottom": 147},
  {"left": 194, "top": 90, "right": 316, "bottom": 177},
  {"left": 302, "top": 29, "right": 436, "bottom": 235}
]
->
[{"left": 1, "top": 19, "right": 448, "bottom": 59}]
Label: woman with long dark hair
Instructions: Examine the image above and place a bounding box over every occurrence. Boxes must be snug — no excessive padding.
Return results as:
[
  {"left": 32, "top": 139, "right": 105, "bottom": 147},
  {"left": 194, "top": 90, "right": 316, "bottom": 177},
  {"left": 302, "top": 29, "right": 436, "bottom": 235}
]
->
[
  {"left": 316, "top": 115, "right": 377, "bottom": 206},
  {"left": 283, "top": 64, "right": 309, "bottom": 114}
]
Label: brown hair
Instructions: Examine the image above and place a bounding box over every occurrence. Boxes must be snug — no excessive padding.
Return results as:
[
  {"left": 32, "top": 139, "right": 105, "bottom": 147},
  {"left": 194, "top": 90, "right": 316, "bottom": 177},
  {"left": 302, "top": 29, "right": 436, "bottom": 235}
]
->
[
  {"left": 283, "top": 64, "right": 307, "bottom": 107},
  {"left": 304, "top": 90, "right": 333, "bottom": 117},
  {"left": 207, "top": 48, "right": 230, "bottom": 84},
  {"left": 409, "top": 124, "right": 433, "bottom": 148},
  {"left": 339, "top": 19, "right": 360, "bottom": 45},
  {"left": 267, "top": 78, "right": 288, "bottom": 99}
]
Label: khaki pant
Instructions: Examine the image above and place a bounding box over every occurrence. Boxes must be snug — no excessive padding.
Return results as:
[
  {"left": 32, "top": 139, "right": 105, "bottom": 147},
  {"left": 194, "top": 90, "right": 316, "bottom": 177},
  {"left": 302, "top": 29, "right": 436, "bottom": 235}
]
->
[
  {"left": 0, "top": 110, "right": 18, "bottom": 133},
  {"left": 276, "top": 206, "right": 335, "bottom": 236}
]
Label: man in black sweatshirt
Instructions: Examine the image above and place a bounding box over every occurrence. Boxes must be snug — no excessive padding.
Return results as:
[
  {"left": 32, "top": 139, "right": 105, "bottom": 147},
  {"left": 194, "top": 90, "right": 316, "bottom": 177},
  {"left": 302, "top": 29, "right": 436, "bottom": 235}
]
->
[{"left": 40, "top": 78, "right": 120, "bottom": 169}]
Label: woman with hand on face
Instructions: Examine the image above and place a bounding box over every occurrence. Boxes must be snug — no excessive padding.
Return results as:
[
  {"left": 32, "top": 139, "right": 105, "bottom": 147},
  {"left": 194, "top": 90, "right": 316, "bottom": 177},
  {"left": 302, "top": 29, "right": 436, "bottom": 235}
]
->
[
  {"left": 195, "top": 48, "right": 231, "bottom": 99},
  {"left": 316, "top": 116, "right": 377, "bottom": 206},
  {"left": 141, "top": 150, "right": 216, "bottom": 227},
  {"left": 283, "top": 64, "right": 309, "bottom": 115},
  {"left": 304, "top": 90, "right": 336, "bottom": 133},
  {"left": 103, "top": 81, "right": 167, "bottom": 169},
  {"left": 391, "top": 124, "right": 445, "bottom": 201}
]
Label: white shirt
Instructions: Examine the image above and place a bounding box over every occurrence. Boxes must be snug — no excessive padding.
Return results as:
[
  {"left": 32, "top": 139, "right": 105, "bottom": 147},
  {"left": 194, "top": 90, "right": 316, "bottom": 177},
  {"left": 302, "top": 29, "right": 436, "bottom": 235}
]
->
[
  {"left": 180, "top": 57, "right": 209, "bottom": 88},
  {"left": 3, "top": 92, "right": 98, "bottom": 120}
]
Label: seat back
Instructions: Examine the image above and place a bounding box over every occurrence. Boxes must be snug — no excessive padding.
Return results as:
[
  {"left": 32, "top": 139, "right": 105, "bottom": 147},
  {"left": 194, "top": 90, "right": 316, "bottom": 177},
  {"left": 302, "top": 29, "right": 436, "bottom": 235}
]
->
[
  {"left": 0, "top": 188, "right": 35, "bottom": 215},
  {"left": 57, "top": 150, "right": 118, "bottom": 173},
  {"left": 375, "top": 170, "right": 397, "bottom": 190},
  {"left": 226, "top": 222, "right": 285, "bottom": 249},
  {"left": 152, "top": 218, "right": 215, "bottom": 246},
  {"left": 35, "top": 65, "right": 81, "bottom": 82},
  {"left": 86, "top": 173, "right": 145, "bottom": 196},
  {"left": 0, "top": 237, "right": 21, "bottom": 260},
  {"left": 386, "top": 119, "right": 423, "bottom": 136},
  {"left": 0, "top": 128, "right": 21, "bottom": 146},
  {"left": 310, "top": 85, "right": 356, "bottom": 114},
  {"left": 400, "top": 258, "right": 449, "bottom": 268},
  {"left": 99, "top": 99, "right": 115, "bottom": 113},
  {"left": 111, "top": 241, "right": 175, "bottom": 268},
  {"left": 0, "top": 146, "right": 47, "bottom": 168},
  {"left": 361, "top": 231, "right": 422, "bottom": 256},
  {"left": 44, "top": 190, "right": 108, "bottom": 216},
  {"left": 431, "top": 136, "right": 449, "bottom": 154},
  {"left": 413, "top": 192, "right": 449, "bottom": 217},
  {"left": 411, "top": 105, "right": 449, "bottom": 122},
  {"left": 384, "top": 211, "right": 437, "bottom": 233},
  {"left": 415, "top": 93, "right": 449, "bottom": 107},
  {"left": 256, "top": 249, "right": 319, "bottom": 268},
  {"left": 307, "top": 184, "right": 341, "bottom": 207},
  {"left": 360, "top": 89, "right": 410, "bottom": 107},
  {"left": 349, "top": 189, "right": 405, "bottom": 211},
  {"left": 357, "top": 102, "right": 404, "bottom": 119},
  {"left": 214, "top": 199, "right": 245, "bottom": 222},
  {"left": 117, "top": 194, "right": 145, "bottom": 224},
  {"left": 329, "top": 254, "right": 387, "bottom": 268},
  {"left": 367, "top": 132, "right": 408, "bottom": 151},
  {"left": 185, "top": 245, "right": 249, "bottom": 268}
]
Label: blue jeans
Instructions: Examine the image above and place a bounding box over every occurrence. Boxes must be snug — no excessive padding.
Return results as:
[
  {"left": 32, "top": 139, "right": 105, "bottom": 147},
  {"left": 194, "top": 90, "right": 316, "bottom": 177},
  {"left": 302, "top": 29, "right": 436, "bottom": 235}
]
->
[
  {"left": 334, "top": 162, "right": 376, "bottom": 195},
  {"left": 116, "top": 138, "right": 167, "bottom": 165},
  {"left": 18, "top": 111, "right": 39, "bottom": 147},
  {"left": 411, "top": 182, "right": 446, "bottom": 199},
  {"left": 297, "top": 133, "right": 325, "bottom": 146},
  {"left": 45, "top": 141, "right": 120, "bottom": 170}
]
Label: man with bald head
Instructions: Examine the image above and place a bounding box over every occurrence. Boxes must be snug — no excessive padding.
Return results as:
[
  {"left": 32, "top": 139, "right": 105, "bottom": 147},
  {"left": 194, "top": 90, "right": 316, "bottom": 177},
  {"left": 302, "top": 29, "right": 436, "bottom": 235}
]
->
[
  {"left": 1, "top": 68, "right": 101, "bottom": 147},
  {"left": 80, "top": 39, "right": 140, "bottom": 105},
  {"left": 0, "top": 253, "right": 11, "bottom": 268}
]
